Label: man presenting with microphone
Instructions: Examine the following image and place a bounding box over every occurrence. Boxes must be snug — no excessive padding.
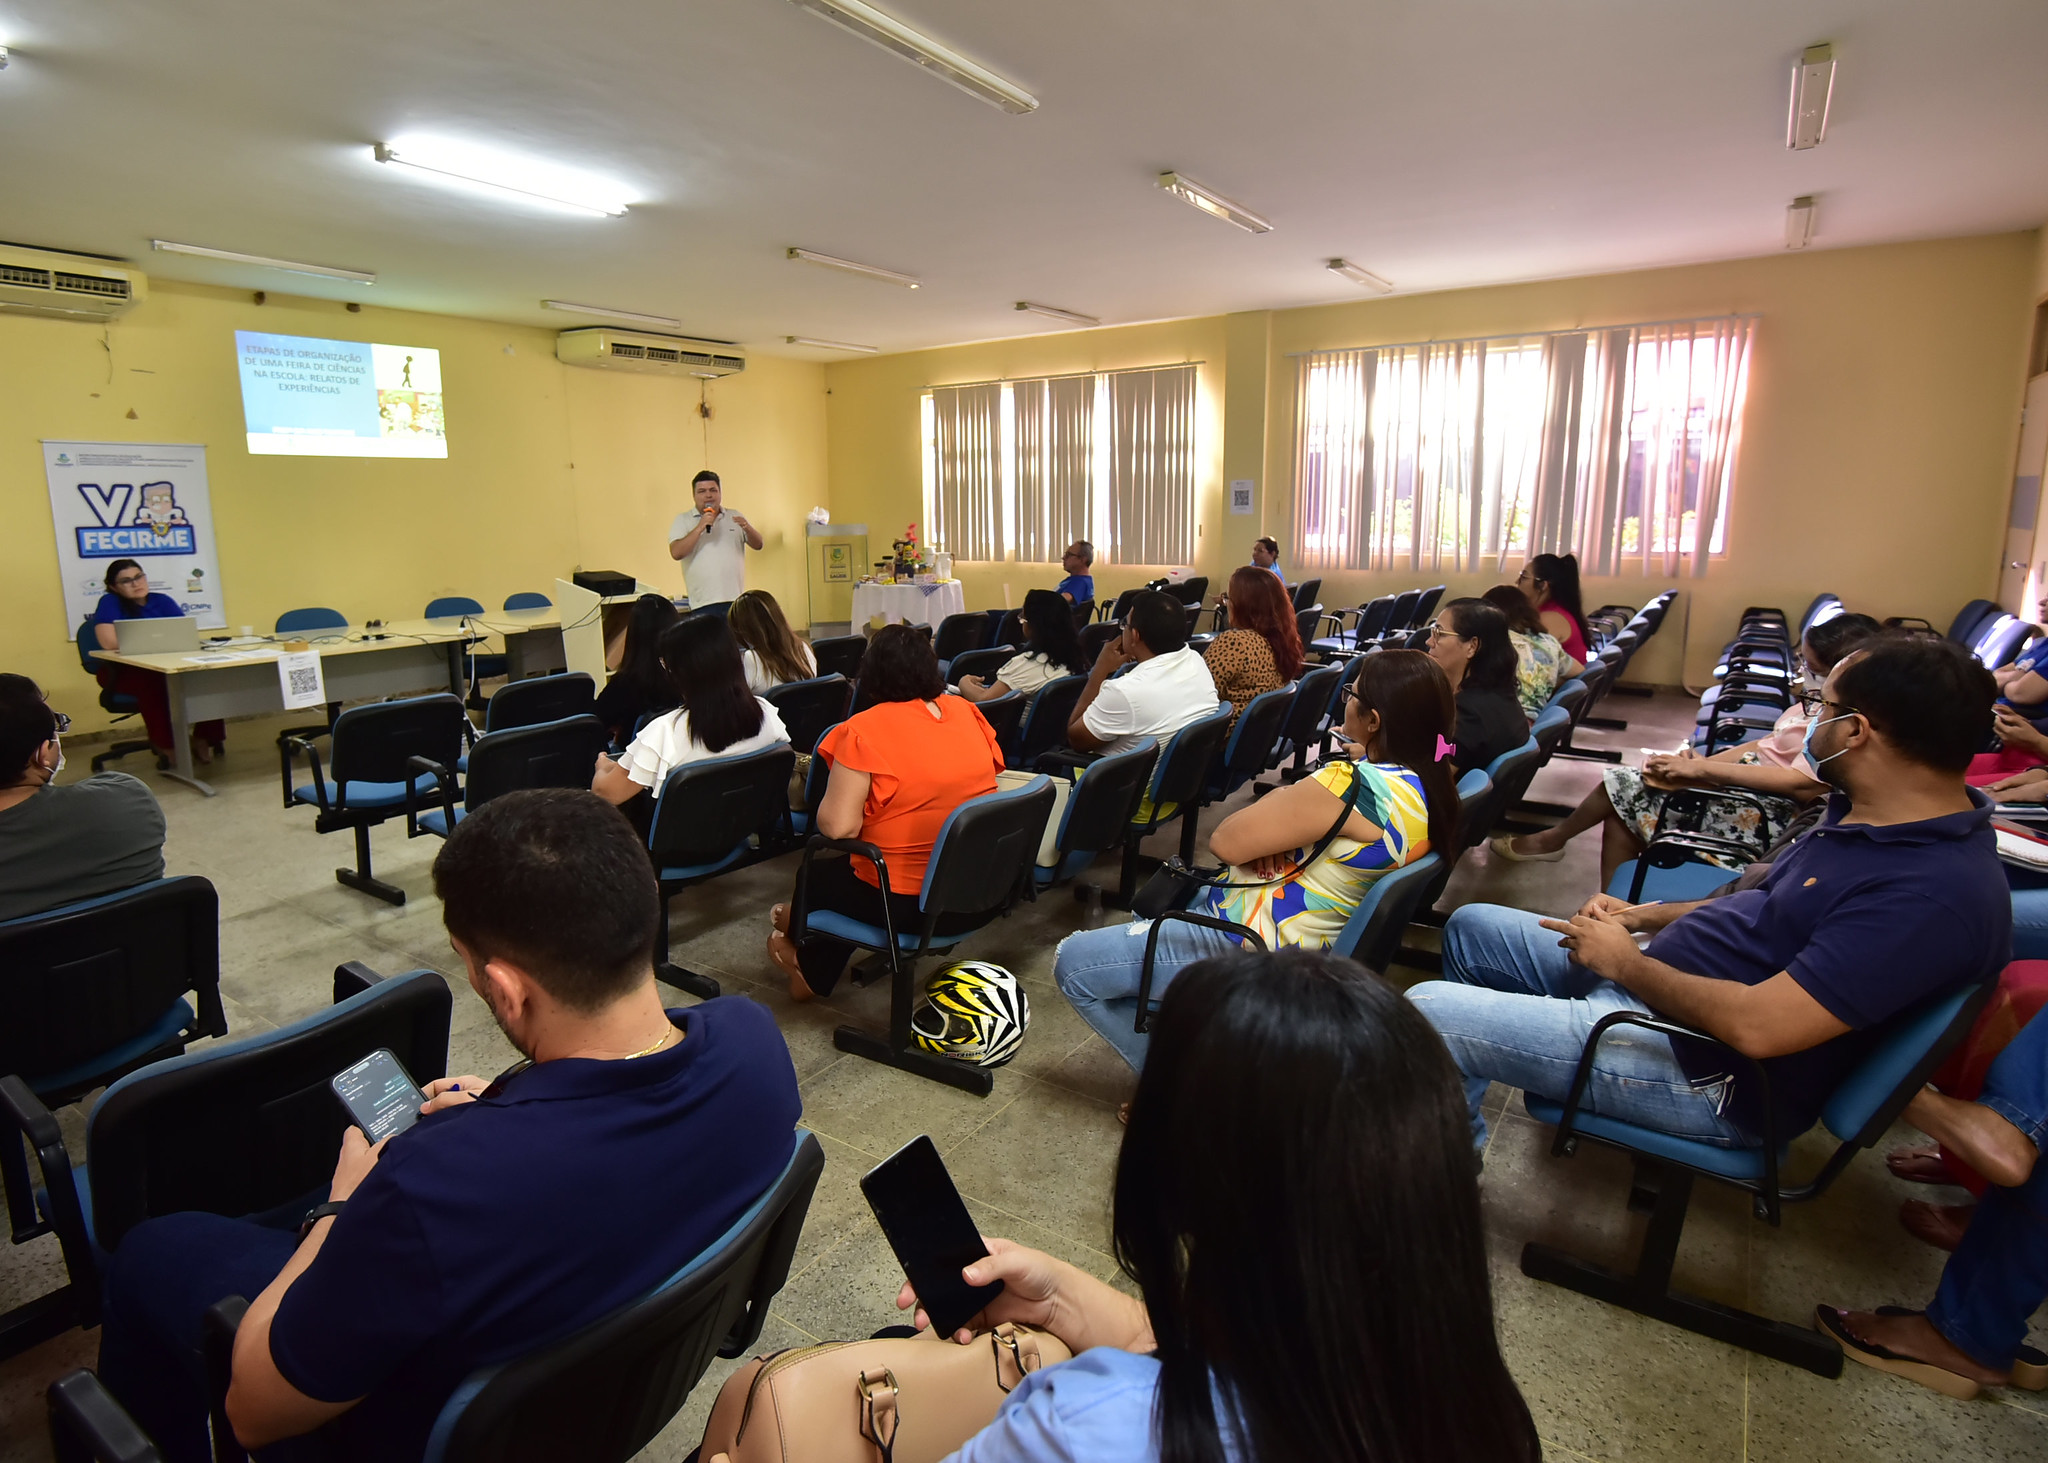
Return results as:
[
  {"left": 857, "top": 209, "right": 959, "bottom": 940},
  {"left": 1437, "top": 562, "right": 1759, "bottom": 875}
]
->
[{"left": 668, "top": 470, "right": 761, "bottom": 609}]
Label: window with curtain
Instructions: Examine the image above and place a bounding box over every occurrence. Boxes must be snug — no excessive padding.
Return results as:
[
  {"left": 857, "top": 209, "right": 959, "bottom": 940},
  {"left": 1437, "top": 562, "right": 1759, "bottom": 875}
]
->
[
  {"left": 922, "top": 364, "right": 1197, "bottom": 565},
  {"left": 1290, "top": 316, "right": 1753, "bottom": 578}
]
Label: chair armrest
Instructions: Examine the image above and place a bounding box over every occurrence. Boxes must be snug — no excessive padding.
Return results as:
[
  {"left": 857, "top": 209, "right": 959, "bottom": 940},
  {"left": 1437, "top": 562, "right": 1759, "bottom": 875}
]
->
[
  {"left": 1136, "top": 911, "right": 1265, "bottom": 1035},
  {"left": 403, "top": 754, "right": 455, "bottom": 839},
  {"left": 0, "top": 1074, "right": 64, "bottom": 1242},
  {"left": 332, "top": 961, "right": 387, "bottom": 1003},
  {"left": 1, "top": 1074, "right": 98, "bottom": 1316},
  {"left": 47, "top": 1369, "right": 164, "bottom": 1463},
  {"left": 282, "top": 737, "right": 330, "bottom": 812},
  {"left": 793, "top": 837, "right": 897, "bottom": 967},
  {"left": 203, "top": 1297, "right": 250, "bottom": 1463}
]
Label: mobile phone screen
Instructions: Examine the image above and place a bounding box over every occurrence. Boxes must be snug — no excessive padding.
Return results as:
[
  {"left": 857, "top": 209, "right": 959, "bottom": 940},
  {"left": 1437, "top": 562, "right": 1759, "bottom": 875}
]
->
[
  {"left": 860, "top": 1135, "right": 1002, "bottom": 1337},
  {"left": 330, "top": 1049, "right": 425, "bottom": 1143}
]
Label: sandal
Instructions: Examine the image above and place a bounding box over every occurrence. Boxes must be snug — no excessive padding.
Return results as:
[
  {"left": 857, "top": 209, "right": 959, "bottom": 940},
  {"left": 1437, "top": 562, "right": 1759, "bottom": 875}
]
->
[
  {"left": 1487, "top": 834, "right": 1563, "bottom": 863},
  {"left": 1872, "top": 1308, "right": 2048, "bottom": 1391},
  {"left": 1886, "top": 1144, "right": 1958, "bottom": 1185},
  {"left": 1815, "top": 1307, "right": 1982, "bottom": 1399},
  {"left": 766, "top": 930, "right": 815, "bottom": 1004}
]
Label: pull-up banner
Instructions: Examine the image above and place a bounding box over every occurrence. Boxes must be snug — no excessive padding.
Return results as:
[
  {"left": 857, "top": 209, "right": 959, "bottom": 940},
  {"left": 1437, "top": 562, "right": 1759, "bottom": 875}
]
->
[{"left": 44, "top": 440, "right": 226, "bottom": 631}]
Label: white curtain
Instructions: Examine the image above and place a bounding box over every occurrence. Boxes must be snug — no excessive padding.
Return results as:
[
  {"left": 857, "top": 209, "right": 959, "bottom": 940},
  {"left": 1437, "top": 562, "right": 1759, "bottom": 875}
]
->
[
  {"left": 1109, "top": 365, "right": 1197, "bottom": 566},
  {"left": 1013, "top": 375, "right": 1095, "bottom": 563},
  {"left": 928, "top": 382, "right": 1003, "bottom": 563}
]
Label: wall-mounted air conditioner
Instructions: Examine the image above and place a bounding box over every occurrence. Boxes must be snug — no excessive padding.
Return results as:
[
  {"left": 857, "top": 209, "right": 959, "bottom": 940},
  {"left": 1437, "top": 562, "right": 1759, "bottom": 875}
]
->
[
  {"left": 0, "top": 244, "right": 147, "bottom": 321},
  {"left": 555, "top": 328, "right": 746, "bottom": 378}
]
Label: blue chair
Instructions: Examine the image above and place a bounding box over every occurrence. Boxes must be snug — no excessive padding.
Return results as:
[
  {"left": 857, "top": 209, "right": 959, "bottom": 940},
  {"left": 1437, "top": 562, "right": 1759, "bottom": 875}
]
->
[
  {"left": 1036, "top": 738, "right": 1159, "bottom": 889},
  {"left": 484, "top": 672, "right": 595, "bottom": 733},
  {"left": 409, "top": 716, "right": 608, "bottom": 840},
  {"left": 1497, "top": 703, "right": 1577, "bottom": 828},
  {"left": 1007, "top": 674, "right": 1087, "bottom": 769},
  {"left": 944, "top": 645, "right": 1014, "bottom": 689},
  {"left": 1606, "top": 786, "right": 1781, "bottom": 903},
  {"left": 285, "top": 694, "right": 468, "bottom": 904},
  {"left": 50, "top": 1130, "right": 824, "bottom": 1463},
  {"left": 797, "top": 777, "right": 1057, "bottom": 1095},
  {"left": 503, "top": 591, "right": 551, "bottom": 611},
  {"left": 1948, "top": 597, "right": 2001, "bottom": 645},
  {"left": 274, "top": 606, "right": 349, "bottom": 636},
  {"left": 762, "top": 674, "right": 853, "bottom": 757},
  {"left": 1266, "top": 663, "right": 1344, "bottom": 782},
  {"left": 1519, "top": 978, "right": 1996, "bottom": 1376},
  {"left": 646, "top": 745, "right": 797, "bottom": 999},
  {"left": 0, "top": 960, "right": 446, "bottom": 1362},
  {"left": 426, "top": 596, "right": 509, "bottom": 686},
  {"left": 1395, "top": 769, "right": 1496, "bottom": 967},
  {"left": 1089, "top": 705, "right": 1234, "bottom": 908},
  {"left": 933, "top": 611, "right": 989, "bottom": 666},
  {"left": 73, "top": 620, "right": 157, "bottom": 773},
  {"left": 1202, "top": 685, "right": 1296, "bottom": 804}
]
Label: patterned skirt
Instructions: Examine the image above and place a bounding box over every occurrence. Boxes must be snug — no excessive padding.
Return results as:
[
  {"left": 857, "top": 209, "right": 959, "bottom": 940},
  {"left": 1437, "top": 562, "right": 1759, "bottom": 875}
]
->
[{"left": 1600, "top": 764, "right": 1797, "bottom": 870}]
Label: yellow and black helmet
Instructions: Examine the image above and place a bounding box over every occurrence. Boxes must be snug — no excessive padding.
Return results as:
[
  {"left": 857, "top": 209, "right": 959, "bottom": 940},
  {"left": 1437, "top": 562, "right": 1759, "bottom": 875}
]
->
[{"left": 911, "top": 961, "right": 1029, "bottom": 1068}]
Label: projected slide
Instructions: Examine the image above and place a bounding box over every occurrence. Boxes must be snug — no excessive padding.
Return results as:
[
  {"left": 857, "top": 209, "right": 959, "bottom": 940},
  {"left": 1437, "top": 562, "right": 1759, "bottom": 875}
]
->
[{"left": 235, "top": 332, "right": 448, "bottom": 458}]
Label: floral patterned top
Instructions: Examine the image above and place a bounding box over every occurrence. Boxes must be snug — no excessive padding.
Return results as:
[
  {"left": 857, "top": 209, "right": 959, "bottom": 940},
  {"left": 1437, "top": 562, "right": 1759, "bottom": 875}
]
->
[
  {"left": 1508, "top": 629, "right": 1566, "bottom": 719},
  {"left": 1202, "top": 629, "right": 1285, "bottom": 727}
]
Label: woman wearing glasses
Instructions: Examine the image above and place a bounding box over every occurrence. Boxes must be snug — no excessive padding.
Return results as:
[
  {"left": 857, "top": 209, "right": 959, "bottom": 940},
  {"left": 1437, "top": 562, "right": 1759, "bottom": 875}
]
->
[
  {"left": 91, "top": 559, "right": 226, "bottom": 766},
  {"left": 1491, "top": 612, "right": 1879, "bottom": 889},
  {"left": 1420, "top": 598, "right": 1528, "bottom": 777}
]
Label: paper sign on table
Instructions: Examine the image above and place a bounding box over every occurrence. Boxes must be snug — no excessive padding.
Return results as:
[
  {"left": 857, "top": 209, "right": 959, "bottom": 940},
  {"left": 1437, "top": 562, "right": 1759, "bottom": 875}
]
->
[{"left": 278, "top": 649, "right": 328, "bottom": 711}]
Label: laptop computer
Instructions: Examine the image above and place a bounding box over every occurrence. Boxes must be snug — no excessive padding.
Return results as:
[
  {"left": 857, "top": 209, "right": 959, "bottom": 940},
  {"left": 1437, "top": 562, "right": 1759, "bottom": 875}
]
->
[{"left": 113, "top": 615, "right": 201, "bottom": 655}]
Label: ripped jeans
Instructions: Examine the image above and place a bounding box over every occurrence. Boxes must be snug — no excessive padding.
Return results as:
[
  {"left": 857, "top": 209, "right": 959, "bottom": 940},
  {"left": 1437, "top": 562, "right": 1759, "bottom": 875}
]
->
[{"left": 1408, "top": 903, "right": 1755, "bottom": 1151}]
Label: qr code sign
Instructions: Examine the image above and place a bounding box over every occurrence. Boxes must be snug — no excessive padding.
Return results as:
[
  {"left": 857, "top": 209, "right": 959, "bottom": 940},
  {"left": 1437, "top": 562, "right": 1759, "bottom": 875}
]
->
[{"left": 287, "top": 665, "right": 321, "bottom": 698}]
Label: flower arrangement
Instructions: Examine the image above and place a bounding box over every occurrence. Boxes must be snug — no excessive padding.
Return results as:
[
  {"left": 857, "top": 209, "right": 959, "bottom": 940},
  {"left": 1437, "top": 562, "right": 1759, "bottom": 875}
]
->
[{"left": 892, "top": 523, "right": 924, "bottom": 573}]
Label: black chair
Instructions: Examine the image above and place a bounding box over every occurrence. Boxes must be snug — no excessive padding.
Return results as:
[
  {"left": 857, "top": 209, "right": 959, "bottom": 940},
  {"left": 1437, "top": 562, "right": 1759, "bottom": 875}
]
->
[
  {"left": 761, "top": 674, "right": 853, "bottom": 756},
  {"left": 1203, "top": 686, "right": 1295, "bottom": 804},
  {"left": 1947, "top": 598, "right": 2001, "bottom": 645},
  {"left": 1411, "top": 585, "right": 1446, "bottom": 630},
  {"left": 1101, "top": 587, "right": 1142, "bottom": 623},
  {"left": 1008, "top": 674, "right": 1087, "bottom": 768},
  {"left": 973, "top": 690, "right": 1027, "bottom": 751},
  {"left": 408, "top": 715, "right": 608, "bottom": 840},
  {"left": 1079, "top": 622, "right": 1122, "bottom": 661},
  {"left": 809, "top": 634, "right": 866, "bottom": 682},
  {"left": 2, "top": 961, "right": 449, "bottom": 1363},
  {"left": 944, "top": 646, "right": 1014, "bottom": 689},
  {"left": 1085, "top": 705, "right": 1234, "bottom": 907},
  {"left": 646, "top": 745, "right": 796, "bottom": 999},
  {"left": 284, "top": 694, "right": 469, "bottom": 904},
  {"left": 1039, "top": 738, "right": 1159, "bottom": 890},
  {"left": 483, "top": 672, "right": 596, "bottom": 732},
  {"left": 797, "top": 779, "right": 1057, "bottom": 1095},
  {"left": 1268, "top": 663, "right": 1345, "bottom": 782},
  {"left": 1069, "top": 599, "right": 1094, "bottom": 629},
  {"left": 1292, "top": 605, "right": 1323, "bottom": 648},
  {"left": 1290, "top": 578, "right": 1322, "bottom": 613},
  {"left": 991, "top": 609, "right": 1024, "bottom": 649},
  {"left": 1381, "top": 588, "right": 1423, "bottom": 636},
  {"left": 74, "top": 620, "right": 156, "bottom": 773},
  {"left": 932, "top": 612, "right": 989, "bottom": 665}
]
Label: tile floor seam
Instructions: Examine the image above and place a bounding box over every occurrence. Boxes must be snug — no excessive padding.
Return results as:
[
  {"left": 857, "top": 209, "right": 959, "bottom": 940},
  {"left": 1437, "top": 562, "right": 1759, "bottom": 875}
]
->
[
  {"left": 949, "top": 1193, "right": 1119, "bottom": 1272},
  {"left": 765, "top": 1309, "right": 823, "bottom": 1343}
]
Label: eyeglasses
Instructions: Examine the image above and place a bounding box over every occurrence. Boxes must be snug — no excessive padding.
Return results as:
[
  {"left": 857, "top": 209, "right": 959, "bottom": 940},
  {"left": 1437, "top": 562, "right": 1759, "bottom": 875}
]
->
[
  {"left": 113, "top": 572, "right": 148, "bottom": 587},
  {"left": 52, "top": 711, "right": 71, "bottom": 733},
  {"left": 1426, "top": 623, "right": 1464, "bottom": 642},
  {"left": 1795, "top": 689, "right": 1825, "bottom": 714}
]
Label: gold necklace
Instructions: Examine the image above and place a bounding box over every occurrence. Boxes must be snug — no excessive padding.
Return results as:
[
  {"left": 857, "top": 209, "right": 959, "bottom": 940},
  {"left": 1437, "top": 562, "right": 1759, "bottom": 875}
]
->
[{"left": 622, "top": 1026, "right": 676, "bottom": 1060}]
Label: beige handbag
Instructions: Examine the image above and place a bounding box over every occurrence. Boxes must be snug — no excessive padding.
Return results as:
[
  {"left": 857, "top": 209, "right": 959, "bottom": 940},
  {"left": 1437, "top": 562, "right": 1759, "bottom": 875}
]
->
[
  {"left": 700, "top": 1322, "right": 1072, "bottom": 1463},
  {"left": 994, "top": 768, "right": 1072, "bottom": 870}
]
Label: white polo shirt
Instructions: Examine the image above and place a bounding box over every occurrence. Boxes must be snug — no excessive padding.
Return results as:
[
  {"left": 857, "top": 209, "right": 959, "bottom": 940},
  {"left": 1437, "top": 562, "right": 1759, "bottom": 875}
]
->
[
  {"left": 1080, "top": 647, "right": 1221, "bottom": 756},
  {"left": 668, "top": 508, "right": 750, "bottom": 606}
]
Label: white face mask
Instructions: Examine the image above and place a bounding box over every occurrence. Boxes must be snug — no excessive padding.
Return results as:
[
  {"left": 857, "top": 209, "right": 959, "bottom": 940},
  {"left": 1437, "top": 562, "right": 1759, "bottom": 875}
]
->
[{"left": 47, "top": 738, "right": 65, "bottom": 779}]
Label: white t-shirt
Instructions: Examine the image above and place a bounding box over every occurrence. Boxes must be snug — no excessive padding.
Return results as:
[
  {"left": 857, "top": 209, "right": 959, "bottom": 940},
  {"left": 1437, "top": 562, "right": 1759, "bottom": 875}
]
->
[
  {"left": 992, "top": 651, "right": 1071, "bottom": 697},
  {"left": 742, "top": 641, "right": 817, "bottom": 694},
  {"left": 1080, "top": 647, "right": 1221, "bottom": 756},
  {"left": 618, "top": 698, "right": 788, "bottom": 792},
  {"left": 668, "top": 508, "right": 750, "bottom": 606}
]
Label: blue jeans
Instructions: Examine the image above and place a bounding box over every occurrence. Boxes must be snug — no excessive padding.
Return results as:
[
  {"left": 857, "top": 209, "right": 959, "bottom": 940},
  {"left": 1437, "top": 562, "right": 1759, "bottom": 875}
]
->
[
  {"left": 2009, "top": 887, "right": 2048, "bottom": 960},
  {"left": 1410, "top": 903, "right": 1753, "bottom": 1150},
  {"left": 1926, "top": 1008, "right": 2048, "bottom": 1368},
  {"left": 1053, "top": 919, "right": 1242, "bottom": 1070}
]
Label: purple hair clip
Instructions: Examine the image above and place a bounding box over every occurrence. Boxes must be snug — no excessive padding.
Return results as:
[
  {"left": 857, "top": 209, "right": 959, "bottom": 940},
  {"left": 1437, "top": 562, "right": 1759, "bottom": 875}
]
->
[{"left": 1434, "top": 734, "right": 1457, "bottom": 763}]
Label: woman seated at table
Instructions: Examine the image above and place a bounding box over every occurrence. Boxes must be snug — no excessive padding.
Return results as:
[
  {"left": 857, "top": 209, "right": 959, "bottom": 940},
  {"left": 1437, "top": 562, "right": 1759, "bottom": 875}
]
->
[
  {"left": 766, "top": 624, "right": 1005, "bottom": 1001},
  {"left": 591, "top": 616, "right": 787, "bottom": 833},
  {"left": 1203, "top": 565, "right": 1302, "bottom": 725},
  {"left": 91, "top": 559, "right": 225, "bottom": 766},
  {"left": 729, "top": 589, "right": 817, "bottom": 693},
  {"left": 1423, "top": 598, "right": 1527, "bottom": 776},
  {"left": 594, "top": 593, "right": 679, "bottom": 745},
  {"left": 1482, "top": 583, "right": 1582, "bottom": 719},
  {"left": 957, "top": 588, "right": 1086, "bottom": 703},
  {"left": 1053, "top": 650, "right": 1454, "bottom": 1070}
]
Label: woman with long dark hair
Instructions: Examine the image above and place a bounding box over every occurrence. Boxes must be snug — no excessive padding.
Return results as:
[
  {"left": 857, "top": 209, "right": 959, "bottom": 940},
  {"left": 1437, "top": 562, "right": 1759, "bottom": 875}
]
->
[
  {"left": 1425, "top": 598, "right": 1527, "bottom": 776},
  {"left": 594, "top": 593, "right": 680, "bottom": 742},
  {"left": 1054, "top": 649, "right": 1455, "bottom": 1068},
  {"left": 1481, "top": 583, "right": 1583, "bottom": 718},
  {"left": 1202, "top": 566, "right": 1302, "bottom": 724},
  {"left": 1517, "top": 552, "right": 1590, "bottom": 663},
  {"left": 90, "top": 558, "right": 226, "bottom": 764},
  {"left": 729, "top": 589, "right": 817, "bottom": 692},
  {"left": 908, "top": 951, "right": 1539, "bottom": 1463},
  {"left": 591, "top": 616, "right": 786, "bottom": 820},
  {"left": 958, "top": 588, "right": 1087, "bottom": 703}
]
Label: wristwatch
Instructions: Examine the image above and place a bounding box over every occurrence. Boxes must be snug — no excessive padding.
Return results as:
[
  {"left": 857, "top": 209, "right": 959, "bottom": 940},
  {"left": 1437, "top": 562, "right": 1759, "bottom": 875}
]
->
[{"left": 297, "top": 1200, "right": 347, "bottom": 1239}]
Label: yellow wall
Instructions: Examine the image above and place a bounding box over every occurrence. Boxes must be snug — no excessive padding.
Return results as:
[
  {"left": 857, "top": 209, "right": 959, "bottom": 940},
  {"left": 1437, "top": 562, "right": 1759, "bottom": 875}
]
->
[
  {"left": 825, "top": 232, "right": 2038, "bottom": 686},
  {"left": 1, "top": 280, "right": 826, "bottom": 732}
]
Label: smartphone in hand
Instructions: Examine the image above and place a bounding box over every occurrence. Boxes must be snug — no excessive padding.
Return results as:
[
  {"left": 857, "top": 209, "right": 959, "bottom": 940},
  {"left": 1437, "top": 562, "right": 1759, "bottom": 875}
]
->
[
  {"left": 861, "top": 1135, "right": 1002, "bottom": 1337},
  {"left": 330, "top": 1048, "right": 426, "bottom": 1143}
]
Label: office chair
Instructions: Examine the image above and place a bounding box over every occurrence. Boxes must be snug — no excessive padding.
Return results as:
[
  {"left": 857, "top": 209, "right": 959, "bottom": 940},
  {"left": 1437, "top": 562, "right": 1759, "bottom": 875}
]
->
[
  {"left": 483, "top": 672, "right": 596, "bottom": 732},
  {"left": 73, "top": 620, "right": 158, "bottom": 773},
  {"left": 808, "top": 634, "right": 866, "bottom": 682},
  {"left": 285, "top": 694, "right": 468, "bottom": 904},
  {"left": 760, "top": 674, "right": 853, "bottom": 756},
  {"left": 409, "top": 715, "right": 608, "bottom": 839},
  {"left": 944, "top": 646, "right": 1014, "bottom": 689},
  {"left": 503, "top": 591, "right": 552, "bottom": 611},
  {"left": 1034, "top": 738, "right": 1158, "bottom": 889},
  {"left": 1007, "top": 674, "right": 1086, "bottom": 769},
  {"left": 425, "top": 596, "right": 508, "bottom": 687},
  {"left": 646, "top": 745, "right": 796, "bottom": 999},
  {"left": 932, "top": 611, "right": 989, "bottom": 665}
]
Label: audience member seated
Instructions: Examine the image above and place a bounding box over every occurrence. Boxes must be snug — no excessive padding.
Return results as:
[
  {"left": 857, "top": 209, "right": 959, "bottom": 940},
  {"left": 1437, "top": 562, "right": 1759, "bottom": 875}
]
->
[
  {"left": 766, "top": 625, "right": 1004, "bottom": 1002},
  {"left": 1491, "top": 611, "right": 1879, "bottom": 887},
  {"left": 1250, "top": 535, "right": 1282, "bottom": 577},
  {"left": 1984, "top": 705, "right": 2048, "bottom": 795},
  {"left": 1054, "top": 651, "right": 1453, "bottom": 1069},
  {"left": 1990, "top": 613, "right": 2048, "bottom": 731},
  {"left": 92, "top": 558, "right": 226, "bottom": 765},
  {"left": 729, "top": 589, "right": 817, "bottom": 693},
  {"left": 1424, "top": 598, "right": 1526, "bottom": 776},
  {"left": 904, "top": 951, "right": 1539, "bottom": 1462},
  {"left": 0, "top": 674, "right": 165, "bottom": 922},
  {"left": 1482, "top": 583, "right": 1583, "bottom": 719},
  {"left": 1817, "top": 1005, "right": 2047, "bottom": 1399},
  {"left": 96, "top": 789, "right": 802, "bottom": 1463},
  {"left": 592, "top": 616, "right": 787, "bottom": 832},
  {"left": 1203, "top": 566, "right": 1302, "bottom": 726},
  {"left": 593, "top": 592, "right": 679, "bottom": 744},
  {"left": 1055, "top": 540, "right": 1095, "bottom": 606},
  {"left": 958, "top": 589, "right": 1087, "bottom": 703},
  {"left": 1411, "top": 635, "right": 2011, "bottom": 1155},
  {"left": 1515, "top": 552, "right": 1591, "bottom": 664},
  {"left": 1067, "top": 590, "right": 1221, "bottom": 758}
]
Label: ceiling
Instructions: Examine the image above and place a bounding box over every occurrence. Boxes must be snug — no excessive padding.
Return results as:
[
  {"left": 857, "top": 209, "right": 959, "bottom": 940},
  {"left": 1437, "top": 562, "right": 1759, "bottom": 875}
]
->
[{"left": 4, "top": 1, "right": 2046, "bottom": 358}]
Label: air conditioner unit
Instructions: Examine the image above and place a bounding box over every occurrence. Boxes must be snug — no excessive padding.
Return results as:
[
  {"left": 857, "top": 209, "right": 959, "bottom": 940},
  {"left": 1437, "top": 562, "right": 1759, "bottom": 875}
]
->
[
  {"left": 0, "top": 244, "right": 147, "bottom": 321},
  {"left": 555, "top": 328, "right": 746, "bottom": 378}
]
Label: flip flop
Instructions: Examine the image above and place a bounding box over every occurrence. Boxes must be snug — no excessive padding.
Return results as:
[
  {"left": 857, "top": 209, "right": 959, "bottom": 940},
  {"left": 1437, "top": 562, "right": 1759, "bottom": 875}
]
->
[
  {"left": 765, "top": 932, "right": 815, "bottom": 1004},
  {"left": 1885, "top": 1144, "right": 1956, "bottom": 1185},
  {"left": 1873, "top": 1308, "right": 2048, "bottom": 1391},
  {"left": 1815, "top": 1307, "right": 1982, "bottom": 1400},
  {"left": 1487, "top": 834, "right": 1564, "bottom": 863}
]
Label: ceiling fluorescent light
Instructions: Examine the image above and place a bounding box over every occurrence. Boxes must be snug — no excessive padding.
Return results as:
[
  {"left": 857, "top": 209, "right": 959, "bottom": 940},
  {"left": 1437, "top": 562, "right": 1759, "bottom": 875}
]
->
[
  {"left": 1157, "top": 172, "right": 1272, "bottom": 234},
  {"left": 1785, "top": 195, "right": 1817, "bottom": 250},
  {"left": 542, "top": 299, "right": 684, "bottom": 329},
  {"left": 787, "top": 246, "right": 922, "bottom": 289},
  {"left": 373, "top": 140, "right": 632, "bottom": 218},
  {"left": 1325, "top": 258, "right": 1393, "bottom": 293},
  {"left": 1786, "top": 43, "right": 1835, "bottom": 150},
  {"left": 151, "top": 239, "right": 375, "bottom": 284},
  {"left": 1015, "top": 301, "right": 1099, "bottom": 327},
  {"left": 788, "top": 0, "right": 1037, "bottom": 115},
  {"left": 786, "top": 336, "right": 879, "bottom": 353}
]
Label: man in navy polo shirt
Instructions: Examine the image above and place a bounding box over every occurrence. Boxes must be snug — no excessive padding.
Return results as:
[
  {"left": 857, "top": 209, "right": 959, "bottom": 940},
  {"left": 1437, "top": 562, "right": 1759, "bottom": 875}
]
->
[
  {"left": 97, "top": 789, "right": 801, "bottom": 1462},
  {"left": 1411, "top": 634, "right": 2009, "bottom": 1151}
]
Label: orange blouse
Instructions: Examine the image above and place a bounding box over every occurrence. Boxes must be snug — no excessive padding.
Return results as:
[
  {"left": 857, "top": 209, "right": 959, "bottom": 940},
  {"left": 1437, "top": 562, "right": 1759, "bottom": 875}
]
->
[{"left": 818, "top": 697, "right": 1005, "bottom": 893}]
